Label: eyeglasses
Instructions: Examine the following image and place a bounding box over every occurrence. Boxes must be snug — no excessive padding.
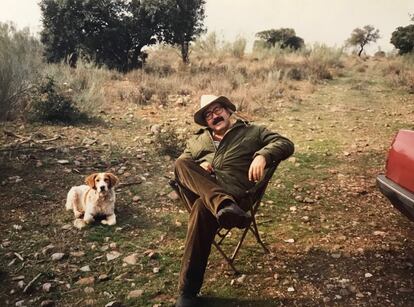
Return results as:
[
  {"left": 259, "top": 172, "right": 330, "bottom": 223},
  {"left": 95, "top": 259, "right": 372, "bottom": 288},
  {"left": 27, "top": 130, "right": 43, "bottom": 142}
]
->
[{"left": 204, "top": 106, "right": 224, "bottom": 120}]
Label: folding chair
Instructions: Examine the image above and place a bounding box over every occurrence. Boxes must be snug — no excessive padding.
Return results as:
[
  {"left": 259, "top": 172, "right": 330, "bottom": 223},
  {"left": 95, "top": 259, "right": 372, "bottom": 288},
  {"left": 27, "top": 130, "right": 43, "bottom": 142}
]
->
[{"left": 170, "top": 161, "right": 279, "bottom": 274}]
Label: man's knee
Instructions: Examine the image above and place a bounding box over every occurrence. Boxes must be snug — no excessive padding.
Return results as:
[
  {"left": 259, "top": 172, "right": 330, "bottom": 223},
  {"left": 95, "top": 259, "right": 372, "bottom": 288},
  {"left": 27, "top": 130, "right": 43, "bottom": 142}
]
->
[{"left": 174, "top": 158, "right": 194, "bottom": 173}]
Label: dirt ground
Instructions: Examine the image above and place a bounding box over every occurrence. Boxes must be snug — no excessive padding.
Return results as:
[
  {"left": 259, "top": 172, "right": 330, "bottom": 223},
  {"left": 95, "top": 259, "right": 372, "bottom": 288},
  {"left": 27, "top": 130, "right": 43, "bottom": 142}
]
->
[{"left": 1, "top": 58, "right": 414, "bottom": 306}]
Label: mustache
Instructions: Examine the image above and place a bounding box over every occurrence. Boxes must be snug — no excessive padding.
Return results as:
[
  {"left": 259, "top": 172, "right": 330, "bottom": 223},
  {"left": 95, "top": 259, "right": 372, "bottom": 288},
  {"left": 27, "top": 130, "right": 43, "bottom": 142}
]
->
[{"left": 212, "top": 117, "right": 224, "bottom": 125}]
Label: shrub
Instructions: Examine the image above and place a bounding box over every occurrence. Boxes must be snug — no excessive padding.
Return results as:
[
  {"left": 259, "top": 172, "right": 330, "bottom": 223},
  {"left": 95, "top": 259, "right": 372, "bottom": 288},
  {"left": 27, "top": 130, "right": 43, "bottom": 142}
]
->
[
  {"left": 29, "top": 76, "right": 87, "bottom": 123},
  {"left": 156, "top": 126, "right": 186, "bottom": 158},
  {"left": 0, "top": 22, "right": 43, "bottom": 120},
  {"left": 228, "top": 37, "right": 247, "bottom": 58},
  {"left": 41, "top": 60, "right": 110, "bottom": 114},
  {"left": 385, "top": 54, "right": 414, "bottom": 93},
  {"left": 305, "top": 44, "right": 343, "bottom": 81}
]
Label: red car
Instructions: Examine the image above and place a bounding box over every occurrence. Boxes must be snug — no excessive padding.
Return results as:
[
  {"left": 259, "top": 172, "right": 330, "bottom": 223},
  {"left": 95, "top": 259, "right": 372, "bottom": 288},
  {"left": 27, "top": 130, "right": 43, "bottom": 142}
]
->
[{"left": 377, "top": 130, "right": 414, "bottom": 221}]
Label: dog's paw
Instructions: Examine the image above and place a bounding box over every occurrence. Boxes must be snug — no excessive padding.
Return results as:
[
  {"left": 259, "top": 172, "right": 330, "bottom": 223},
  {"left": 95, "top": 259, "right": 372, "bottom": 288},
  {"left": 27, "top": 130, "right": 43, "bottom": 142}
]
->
[
  {"left": 74, "top": 211, "right": 83, "bottom": 218},
  {"left": 101, "top": 219, "right": 116, "bottom": 226},
  {"left": 74, "top": 219, "right": 87, "bottom": 229}
]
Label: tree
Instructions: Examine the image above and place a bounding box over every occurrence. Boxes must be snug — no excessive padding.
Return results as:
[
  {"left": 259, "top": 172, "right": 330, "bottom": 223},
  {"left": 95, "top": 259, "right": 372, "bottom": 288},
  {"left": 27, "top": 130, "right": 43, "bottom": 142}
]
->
[
  {"left": 40, "top": 0, "right": 84, "bottom": 64},
  {"left": 390, "top": 24, "right": 414, "bottom": 55},
  {"left": 40, "top": 0, "right": 206, "bottom": 70},
  {"left": 255, "top": 28, "right": 304, "bottom": 50},
  {"left": 346, "top": 25, "right": 380, "bottom": 57},
  {"left": 160, "top": 0, "right": 206, "bottom": 63},
  {"left": 40, "top": 0, "right": 166, "bottom": 71}
]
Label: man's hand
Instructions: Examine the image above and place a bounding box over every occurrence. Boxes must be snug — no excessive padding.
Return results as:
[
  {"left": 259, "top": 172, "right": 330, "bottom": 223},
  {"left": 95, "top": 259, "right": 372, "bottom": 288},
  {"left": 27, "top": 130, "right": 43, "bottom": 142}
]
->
[
  {"left": 200, "top": 161, "right": 214, "bottom": 173},
  {"left": 248, "top": 155, "right": 266, "bottom": 182}
]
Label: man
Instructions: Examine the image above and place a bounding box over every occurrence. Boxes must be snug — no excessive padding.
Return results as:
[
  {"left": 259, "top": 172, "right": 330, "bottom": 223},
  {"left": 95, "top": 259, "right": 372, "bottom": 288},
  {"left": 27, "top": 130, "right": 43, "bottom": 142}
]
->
[{"left": 174, "top": 95, "right": 294, "bottom": 307}]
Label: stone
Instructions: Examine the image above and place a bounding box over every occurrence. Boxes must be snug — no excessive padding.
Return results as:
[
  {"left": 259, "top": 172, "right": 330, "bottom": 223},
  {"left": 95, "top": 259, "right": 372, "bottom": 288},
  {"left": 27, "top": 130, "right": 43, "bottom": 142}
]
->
[
  {"left": 123, "top": 254, "right": 138, "bottom": 265},
  {"left": 70, "top": 251, "right": 85, "bottom": 257},
  {"left": 75, "top": 277, "right": 95, "bottom": 286},
  {"left": 40, "top": 300, "right": 55, "bottom": 307},
  {"left": 127, "top": 290, "right": 144, "bottom": 299},
  {"left": 236, "top": 274, "right": 246, "bottom": 283},
  {"left": 303, "top": 197, "right": 315, "bottom": 203},
  {"left": 168, "top": 191, "right": 179, "bottom": 201},
  {"left": 106, "top": 251, "right": 121, "bottom": 261},
  {"left": 84, "top": 287, "right": 94, "bottom": 294},
  {"left": 42, "top": 283, "right": 52, "bottom": 292},
  {"left": 80, "top": 265, "right": 91, "bottom": 272},
  {"left": 98, "top": 274, "right": 109, "bottom": 281},
  {"left": 51, "top": 253, "right": 64, "bottom": 261}
]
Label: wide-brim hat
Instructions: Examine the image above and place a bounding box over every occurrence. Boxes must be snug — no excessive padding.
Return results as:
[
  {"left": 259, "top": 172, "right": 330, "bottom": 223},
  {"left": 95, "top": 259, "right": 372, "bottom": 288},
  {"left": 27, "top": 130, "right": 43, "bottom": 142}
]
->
[{"left": 194, "top": 95, "right": 236, "bottom": 126}]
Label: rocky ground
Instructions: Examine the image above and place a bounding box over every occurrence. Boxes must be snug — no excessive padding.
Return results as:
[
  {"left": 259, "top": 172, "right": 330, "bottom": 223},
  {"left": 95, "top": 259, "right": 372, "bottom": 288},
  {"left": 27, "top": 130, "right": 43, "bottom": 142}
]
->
[{"left": 0, "top": 58, "right": 413, "bottom": 306}]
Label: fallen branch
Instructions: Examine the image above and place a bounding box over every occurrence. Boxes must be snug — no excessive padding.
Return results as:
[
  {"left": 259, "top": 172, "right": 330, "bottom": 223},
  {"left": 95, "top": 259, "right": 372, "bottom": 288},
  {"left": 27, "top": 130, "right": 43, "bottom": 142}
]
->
[
  {"left": 23, "top": 272, "right": 42, "bottom": 293},
  {"left": 3, "top": 130, "right": 61, "bottom": 145},
  {"left": 14, "top": 252, "right": 24, "bottom": 261},
  {"left": 3, "top": 130, "right": 26, "bottom": 139},
  {"left": 33, "top": 135, "right": 61, "bottom": 144}
]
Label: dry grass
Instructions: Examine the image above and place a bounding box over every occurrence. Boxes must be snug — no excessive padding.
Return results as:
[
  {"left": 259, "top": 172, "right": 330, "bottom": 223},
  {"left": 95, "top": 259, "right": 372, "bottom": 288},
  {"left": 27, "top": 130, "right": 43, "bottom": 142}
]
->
[
  {"left": 381, "top": 54, "right": 414, "bottom": 93},
  {"left": 41, "top": 61, "right": 113, "bottom": 114}
]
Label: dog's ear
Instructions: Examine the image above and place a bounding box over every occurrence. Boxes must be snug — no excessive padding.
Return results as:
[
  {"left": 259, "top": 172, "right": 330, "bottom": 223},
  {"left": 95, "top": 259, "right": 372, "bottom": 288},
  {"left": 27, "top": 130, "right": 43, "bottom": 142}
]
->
[
  {"left": 107, "top": 173, "right": 119, "bottom": 188},
  {"left": 85, "top": 173, "right": 98, "bottom": 189}
]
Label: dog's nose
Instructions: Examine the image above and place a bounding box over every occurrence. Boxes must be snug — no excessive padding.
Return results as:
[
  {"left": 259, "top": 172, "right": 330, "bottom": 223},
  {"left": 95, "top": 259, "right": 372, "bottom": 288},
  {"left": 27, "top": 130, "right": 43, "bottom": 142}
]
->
[{"left": 100, "top": 186, "right": 106, "bottom": 191}]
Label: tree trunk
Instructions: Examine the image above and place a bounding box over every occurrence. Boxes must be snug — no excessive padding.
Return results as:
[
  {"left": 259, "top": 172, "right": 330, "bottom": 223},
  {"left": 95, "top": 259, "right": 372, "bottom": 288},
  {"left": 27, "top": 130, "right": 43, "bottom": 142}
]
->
[
  {"left": 358, "top": 45, "right": 364, "bottom": 57},
  {"left": 181, "top": 41, "right": 189, "bottom": 64}
]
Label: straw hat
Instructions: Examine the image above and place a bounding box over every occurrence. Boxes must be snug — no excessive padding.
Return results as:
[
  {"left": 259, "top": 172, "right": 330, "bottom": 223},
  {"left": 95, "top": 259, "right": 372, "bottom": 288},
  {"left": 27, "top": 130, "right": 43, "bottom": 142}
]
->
[{"left": 194, "top": 95, "right": 236, "bottom": 126}]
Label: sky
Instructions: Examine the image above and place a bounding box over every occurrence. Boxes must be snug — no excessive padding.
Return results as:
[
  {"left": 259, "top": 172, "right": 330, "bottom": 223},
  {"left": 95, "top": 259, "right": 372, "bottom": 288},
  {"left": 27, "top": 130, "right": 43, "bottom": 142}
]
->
[{"left": 0, "top": 0, "right": 413, "bottom": 54}]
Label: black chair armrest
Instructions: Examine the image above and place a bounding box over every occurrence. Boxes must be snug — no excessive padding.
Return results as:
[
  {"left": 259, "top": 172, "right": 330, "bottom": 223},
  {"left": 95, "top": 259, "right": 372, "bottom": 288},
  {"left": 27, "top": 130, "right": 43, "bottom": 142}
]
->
[{"left": 245, "top": 160, "right": 280, "bottom": 196}]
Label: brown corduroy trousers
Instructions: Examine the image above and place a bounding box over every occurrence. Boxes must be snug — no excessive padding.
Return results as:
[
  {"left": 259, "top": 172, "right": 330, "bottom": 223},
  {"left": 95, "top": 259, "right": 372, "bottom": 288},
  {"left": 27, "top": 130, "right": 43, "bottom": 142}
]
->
[{"left": 174, "top": 158, "right": 238, "bottom": 295}]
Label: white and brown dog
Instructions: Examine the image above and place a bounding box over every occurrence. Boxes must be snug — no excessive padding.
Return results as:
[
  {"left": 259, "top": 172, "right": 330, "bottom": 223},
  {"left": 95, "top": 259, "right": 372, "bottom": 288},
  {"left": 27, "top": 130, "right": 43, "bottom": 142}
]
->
[{"left": 65, "top": 172, "right": 119, "bottom": 229}]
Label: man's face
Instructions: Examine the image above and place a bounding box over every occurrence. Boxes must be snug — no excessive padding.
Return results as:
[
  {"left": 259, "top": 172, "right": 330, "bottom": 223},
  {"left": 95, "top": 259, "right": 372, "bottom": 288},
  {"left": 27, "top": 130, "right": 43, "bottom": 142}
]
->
[{"left": 204, "top": 102, "right": 232, "bottom": 134}]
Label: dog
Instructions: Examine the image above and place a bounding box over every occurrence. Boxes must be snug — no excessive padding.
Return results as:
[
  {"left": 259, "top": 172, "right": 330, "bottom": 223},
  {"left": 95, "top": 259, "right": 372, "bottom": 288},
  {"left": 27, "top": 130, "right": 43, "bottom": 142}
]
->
[{"left": 65, "top": 172, "right": 119, "bottom": 229}]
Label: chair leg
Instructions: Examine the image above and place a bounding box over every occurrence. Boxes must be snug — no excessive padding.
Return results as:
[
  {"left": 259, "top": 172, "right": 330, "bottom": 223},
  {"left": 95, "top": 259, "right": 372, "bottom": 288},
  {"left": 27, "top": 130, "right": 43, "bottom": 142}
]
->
[
  {"left": 250, "top": 216, "right": 270, "bottom": 254},
  {"left": 216, "top": 228, "right": 231, "bottom": 245},
  {"left": 230, "top": 226, "right": 249, "bottom": 261},
  {"left": 212, "top": 241, "right": 240, "bottom": 274}
]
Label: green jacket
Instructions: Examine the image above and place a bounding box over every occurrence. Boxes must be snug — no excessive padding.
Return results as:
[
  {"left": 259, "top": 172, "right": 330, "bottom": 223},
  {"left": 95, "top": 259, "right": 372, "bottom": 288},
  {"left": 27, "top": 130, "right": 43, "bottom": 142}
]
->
[{"left": 179, "top": 120, "right": 294, "bottom": 198}]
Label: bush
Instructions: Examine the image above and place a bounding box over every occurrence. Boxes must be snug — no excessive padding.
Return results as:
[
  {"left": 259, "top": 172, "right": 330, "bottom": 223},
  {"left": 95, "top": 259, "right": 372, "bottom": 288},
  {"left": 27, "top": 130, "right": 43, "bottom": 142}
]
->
[
  {"left": 228, "top": 37, "right": 247, "bottom": 58},
  {"left": 385, "top": 54, "right": 414, "bottom": 93},
  {"left": 305, "top": 44, "right": 343, "bottom": 81},
  {"left": 29, "top": 76, "right": 87, "bottom": 123},
  {"left": 0, "top": 22, "right": 43, "bottom": 120},
  {"left": 41, "top": 61, "right": 110, "bottom": 114},
  {"left": 156, "top": 126, "right": 186, "bottom": 158}
]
